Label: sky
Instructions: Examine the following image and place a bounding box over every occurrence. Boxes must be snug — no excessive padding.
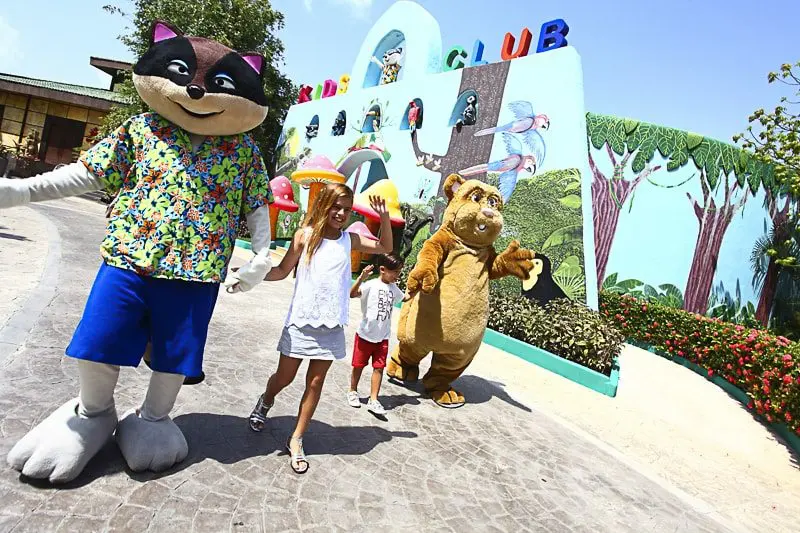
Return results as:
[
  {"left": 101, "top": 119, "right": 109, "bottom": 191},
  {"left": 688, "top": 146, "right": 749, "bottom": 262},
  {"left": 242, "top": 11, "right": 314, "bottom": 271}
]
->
[{"left": 1, "top": 0, "right": 798, "bottom": 145}]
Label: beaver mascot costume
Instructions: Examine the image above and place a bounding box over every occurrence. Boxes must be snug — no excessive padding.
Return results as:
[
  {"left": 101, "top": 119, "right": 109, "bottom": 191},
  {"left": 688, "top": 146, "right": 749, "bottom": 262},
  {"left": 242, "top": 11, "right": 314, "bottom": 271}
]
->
[{"left": 388, "top": 174, "right": 535, "bottom": 407}]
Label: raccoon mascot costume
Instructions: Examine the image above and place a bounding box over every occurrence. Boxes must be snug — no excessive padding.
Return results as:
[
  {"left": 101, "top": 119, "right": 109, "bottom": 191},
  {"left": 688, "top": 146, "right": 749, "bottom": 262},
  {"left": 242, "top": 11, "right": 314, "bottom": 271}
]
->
[{"left": 0, "top": 21, "right": 274, "bottom": 483}]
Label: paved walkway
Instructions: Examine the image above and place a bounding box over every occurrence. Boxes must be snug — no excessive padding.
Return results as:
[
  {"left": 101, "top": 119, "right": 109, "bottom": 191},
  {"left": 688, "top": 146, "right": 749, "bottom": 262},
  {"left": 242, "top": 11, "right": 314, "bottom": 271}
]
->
[{"left": 0, "top": 199, "right": 773, "bottom": 532}]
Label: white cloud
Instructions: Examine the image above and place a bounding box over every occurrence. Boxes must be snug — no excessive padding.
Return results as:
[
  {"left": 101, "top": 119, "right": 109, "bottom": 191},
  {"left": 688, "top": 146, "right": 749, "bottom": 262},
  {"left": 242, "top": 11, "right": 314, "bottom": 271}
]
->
[
  {"left": 0, "top": 16, "right": 22, "bottom": 71},
  {"left": 303, "top": 0, "right": 374, "bottom": 18},
  {"left": 334, "top": 0, "right": 374, "bottom": 19}
]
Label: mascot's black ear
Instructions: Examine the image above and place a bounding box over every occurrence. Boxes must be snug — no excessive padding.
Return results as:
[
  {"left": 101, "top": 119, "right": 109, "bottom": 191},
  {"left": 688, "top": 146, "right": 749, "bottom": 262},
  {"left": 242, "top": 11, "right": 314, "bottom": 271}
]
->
[
  {"left": 149, "top": 20, "right": 183, "bottom": 46},
  {"left": 443, "top": 173, "right": 465, "bottom": 203}
]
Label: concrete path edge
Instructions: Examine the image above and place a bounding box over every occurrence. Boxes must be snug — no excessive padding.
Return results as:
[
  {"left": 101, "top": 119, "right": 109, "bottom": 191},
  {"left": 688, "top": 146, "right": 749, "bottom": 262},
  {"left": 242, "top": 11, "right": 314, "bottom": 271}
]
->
[{"left": 0, "top": 207, "right": 62, "bottom": 365}]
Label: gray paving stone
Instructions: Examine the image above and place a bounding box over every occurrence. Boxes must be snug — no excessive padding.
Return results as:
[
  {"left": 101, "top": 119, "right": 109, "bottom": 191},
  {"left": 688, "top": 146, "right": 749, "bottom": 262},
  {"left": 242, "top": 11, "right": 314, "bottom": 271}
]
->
[{"left": 0, "top": 202, "right": 737, "bottom": 533}]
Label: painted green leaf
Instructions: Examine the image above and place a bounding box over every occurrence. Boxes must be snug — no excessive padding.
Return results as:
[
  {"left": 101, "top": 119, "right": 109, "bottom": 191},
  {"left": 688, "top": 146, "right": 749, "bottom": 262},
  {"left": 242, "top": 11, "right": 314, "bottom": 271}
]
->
[
  {"left": 623, "top": 119, "right": 639, "bottom": 135},
  {"left": 554, "top": 255, "right": 582, "bottom": 277},
  {"left": 656, "top": 128, "right": 677, "bottom": 158},
  {"left": 719, "top": 144, "right": 737, "bottom": 179},
  {"left": 542, "top": 225, "right": 583, "bottom": 250},
  {"left": 602, "top": 272, "right": 619, "bottom": 289},
  {"left": 628, "top": 123, "right": 658, "bottom": 173},
  {"left": 658, "top": 283, "right": 682, "bottom": 296},
  {"left": 558, "top": 194, "right": 582, "bottom": 209},
  {"left": 563, "top": 181, "right": 581, "bottom": 192},
  {"left": 691, "top": 139, "right": 712, "bottom": 170},
  {"left": 587, "top": 113, "right": 609, "bottom": 150},
  {"left": 747, "top": 170, "right": 761, "bottom": 195},
  {"left": 607, "top": 117, "right": 627, "bottom": 155},
  {"left": 703, "top": 142, "right": 721, "bottom": 179},
  {"left": 706, "top": 168, "right": 720, "bottom": 190},
  {"left": 686, "top": 133, "right": 704, "bottom": 150}
]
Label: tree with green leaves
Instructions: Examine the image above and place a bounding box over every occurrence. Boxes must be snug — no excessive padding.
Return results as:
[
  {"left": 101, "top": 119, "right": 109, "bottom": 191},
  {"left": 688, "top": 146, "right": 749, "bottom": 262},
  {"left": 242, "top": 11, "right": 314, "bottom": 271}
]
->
[
  {"left": 101, "top": 0, "right": 296, "bottom": 172},
  {"left": 587, "top": 113, "right": 774, "bottom": 315},
  {"left": 735, "top": 61, "right": 800, "bottom": 326}
]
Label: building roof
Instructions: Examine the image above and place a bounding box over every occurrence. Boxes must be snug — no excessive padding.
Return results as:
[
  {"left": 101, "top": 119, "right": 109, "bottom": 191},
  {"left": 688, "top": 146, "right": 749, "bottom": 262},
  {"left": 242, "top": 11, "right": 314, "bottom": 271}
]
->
[
  {"left": 89, "top": 57, "right": 133, "bottom": 77},
  {"left": 0, "top": 73, "right": 130, "bottom": 110}
]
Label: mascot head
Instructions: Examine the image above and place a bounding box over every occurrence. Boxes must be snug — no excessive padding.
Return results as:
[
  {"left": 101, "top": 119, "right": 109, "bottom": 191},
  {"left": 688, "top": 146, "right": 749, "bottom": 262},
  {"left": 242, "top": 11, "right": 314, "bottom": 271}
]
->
[
  {"left": 132, "top": 21, "right": 268, "bottom": 136},
  {"left": 440, "top": 174, "right": 504, "bottom": 248}
]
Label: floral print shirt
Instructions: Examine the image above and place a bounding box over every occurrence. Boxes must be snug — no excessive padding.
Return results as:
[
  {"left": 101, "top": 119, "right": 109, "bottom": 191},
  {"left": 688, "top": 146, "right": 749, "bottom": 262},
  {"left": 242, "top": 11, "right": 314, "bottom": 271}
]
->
[{"left": 80, "top": 113, "right": 273, "bottom": 283}]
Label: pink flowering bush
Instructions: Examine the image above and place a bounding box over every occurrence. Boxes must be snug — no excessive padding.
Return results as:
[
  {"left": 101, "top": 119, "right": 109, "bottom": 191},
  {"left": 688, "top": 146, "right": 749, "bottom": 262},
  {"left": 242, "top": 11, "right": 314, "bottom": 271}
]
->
[{"left": 601, "top": 292, "right": 800, "bottom": 434}]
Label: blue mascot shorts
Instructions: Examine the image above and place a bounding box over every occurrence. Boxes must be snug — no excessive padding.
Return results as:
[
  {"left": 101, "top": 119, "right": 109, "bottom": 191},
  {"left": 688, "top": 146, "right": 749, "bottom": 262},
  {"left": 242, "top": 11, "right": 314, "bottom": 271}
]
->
[{"left": 66, "top": 263, "right": 220, "bottom": 377}]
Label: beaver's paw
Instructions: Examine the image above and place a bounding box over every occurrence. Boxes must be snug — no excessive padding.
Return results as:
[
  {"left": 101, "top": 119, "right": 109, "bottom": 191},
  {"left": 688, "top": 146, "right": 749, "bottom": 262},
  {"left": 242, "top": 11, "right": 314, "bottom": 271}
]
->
[
  {"left": 429, "top": 389, "right": 466, "bottom": 408},
  {"left": 406, "top": 265, "right": 439, "bottom": 295},
  {"left": 497, "top": 240, "right": 535, "bottom": 280},
  {"left": 387, "top": 358, "right": 420, "bottom": 383}
]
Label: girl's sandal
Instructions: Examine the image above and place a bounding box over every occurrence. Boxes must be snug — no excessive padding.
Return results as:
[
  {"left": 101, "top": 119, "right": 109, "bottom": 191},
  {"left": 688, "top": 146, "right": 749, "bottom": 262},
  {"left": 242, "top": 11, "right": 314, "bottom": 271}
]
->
[
  {"left": 286, "top": 437, "right": 309, "bottom": 474},
  {"left": 248, "top": 394, "right": 273, "bottom": 432}
]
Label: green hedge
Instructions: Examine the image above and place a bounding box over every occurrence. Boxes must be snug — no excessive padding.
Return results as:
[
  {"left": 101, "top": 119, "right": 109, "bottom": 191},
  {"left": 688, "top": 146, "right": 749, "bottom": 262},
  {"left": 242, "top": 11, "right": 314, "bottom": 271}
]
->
[
  {"left": 397, "top": 268, "right": 624, "bottom": 376},
  {"left": 601, "top": 291, "right": 800, "bottom": 435},
  {"left": 487, "top": 294, "right": 623, "bottom": 376}
]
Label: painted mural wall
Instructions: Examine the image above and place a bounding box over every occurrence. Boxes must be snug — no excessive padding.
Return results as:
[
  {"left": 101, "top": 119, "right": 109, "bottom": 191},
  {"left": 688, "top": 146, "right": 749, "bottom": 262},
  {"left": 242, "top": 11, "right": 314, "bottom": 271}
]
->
[
  {"left": 276, "top": 2, "right": 598, "bottom": 308},
  {"left": 587, "top": 114, "right": 786, "bottom": 324},
  {"left": 273, "top": 0, "right": 788, "bottom": 326}
]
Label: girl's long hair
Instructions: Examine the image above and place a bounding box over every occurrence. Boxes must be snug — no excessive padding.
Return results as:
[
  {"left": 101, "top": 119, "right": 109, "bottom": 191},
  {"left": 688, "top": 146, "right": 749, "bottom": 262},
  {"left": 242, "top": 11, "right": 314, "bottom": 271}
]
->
[{"left": 302, "top": 182, "right": 354, "bottom": 264}]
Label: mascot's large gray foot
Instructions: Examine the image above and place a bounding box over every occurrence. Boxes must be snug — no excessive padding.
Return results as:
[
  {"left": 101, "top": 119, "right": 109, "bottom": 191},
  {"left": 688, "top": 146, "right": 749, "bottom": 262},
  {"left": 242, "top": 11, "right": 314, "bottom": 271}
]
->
[
  {"left": 6, "top": 399, "right": 118, "bottom": 483},
  {"left": 116, "top": 369, "right": 187, "bottom": 472},
  {"left": 116, "top": 409, "right": 188, "bottom": 472}
]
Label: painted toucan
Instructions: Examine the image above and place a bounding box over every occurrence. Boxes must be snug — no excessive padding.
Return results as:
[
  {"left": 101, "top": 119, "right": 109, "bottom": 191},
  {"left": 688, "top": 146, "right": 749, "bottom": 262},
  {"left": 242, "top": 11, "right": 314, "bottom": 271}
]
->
[{"left": 521, "top": 253, "right": 566, "bottom": 306}]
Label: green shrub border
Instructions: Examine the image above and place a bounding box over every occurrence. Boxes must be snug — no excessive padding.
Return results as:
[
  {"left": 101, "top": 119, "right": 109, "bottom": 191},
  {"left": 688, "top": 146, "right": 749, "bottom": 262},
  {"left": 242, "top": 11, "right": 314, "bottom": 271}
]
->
[
  {"left": 388, "top": 302, "right": 620, "bottom": 397},
  {"left": 482, "top": 328, "right": 620, "bottom": 397},
  {"left": 629, "top": 338, "right": 800, "bottom": 456}
]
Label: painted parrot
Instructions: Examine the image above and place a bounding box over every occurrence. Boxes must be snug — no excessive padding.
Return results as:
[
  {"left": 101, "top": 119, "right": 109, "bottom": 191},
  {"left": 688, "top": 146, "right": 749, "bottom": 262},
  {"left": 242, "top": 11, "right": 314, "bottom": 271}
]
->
[
  {"left": 459, "top": 133, "right": 542, "bottom": 202},
  {"left": 474, "top": 100, "right": 550, "bottom": 153}
]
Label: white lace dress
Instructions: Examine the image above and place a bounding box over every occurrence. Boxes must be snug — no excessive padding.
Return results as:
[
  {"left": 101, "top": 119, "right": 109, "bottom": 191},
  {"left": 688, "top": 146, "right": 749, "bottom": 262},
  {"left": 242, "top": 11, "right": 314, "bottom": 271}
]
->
[{"left": 277, "top": 230, "right": 352, "bottom": 360}]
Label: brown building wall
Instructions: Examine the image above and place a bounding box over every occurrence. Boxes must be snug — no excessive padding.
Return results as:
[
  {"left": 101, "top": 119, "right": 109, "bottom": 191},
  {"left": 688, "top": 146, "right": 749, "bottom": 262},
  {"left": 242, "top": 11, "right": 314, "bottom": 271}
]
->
[{"left": 0, "top": 90, "right": 108, "bottom": 164}]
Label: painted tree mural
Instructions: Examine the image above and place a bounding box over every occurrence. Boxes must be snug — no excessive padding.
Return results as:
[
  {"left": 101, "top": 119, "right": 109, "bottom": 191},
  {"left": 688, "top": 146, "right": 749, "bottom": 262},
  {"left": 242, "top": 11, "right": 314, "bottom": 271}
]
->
[
  {"left": 411, "top": 60, "right": 512, "bottom": 227},
  {"left": 683, "top": 170, "right": 749, "bottom": 314},
  {"left": 753, "top": 193, "right": 792, "bottom": 325},
  {"left": 587, "top": 113, "right": 776, "bottom": 315}
]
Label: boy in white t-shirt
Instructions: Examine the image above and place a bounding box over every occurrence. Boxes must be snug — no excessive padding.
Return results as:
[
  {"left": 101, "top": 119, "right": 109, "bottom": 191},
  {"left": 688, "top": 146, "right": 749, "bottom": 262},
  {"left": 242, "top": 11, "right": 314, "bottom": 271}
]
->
[{"left": 347, "top": 253, "right": 405, "bottom": 416}]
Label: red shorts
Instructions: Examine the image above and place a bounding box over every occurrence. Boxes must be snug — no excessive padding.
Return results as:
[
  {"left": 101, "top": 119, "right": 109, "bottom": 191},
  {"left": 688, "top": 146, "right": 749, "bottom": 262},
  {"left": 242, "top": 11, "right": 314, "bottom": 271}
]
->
[{"left": 352, "top": 334, "right": 388, "bottom": 369}]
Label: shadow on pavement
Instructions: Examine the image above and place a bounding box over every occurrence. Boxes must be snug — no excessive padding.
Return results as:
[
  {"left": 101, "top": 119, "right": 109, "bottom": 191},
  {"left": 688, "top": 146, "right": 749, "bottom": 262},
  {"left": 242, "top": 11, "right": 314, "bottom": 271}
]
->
[
  {"left": 17, "top": 413, "right": 417, "bottom": 489},
  {"left": 386, "top": 373, "right": 532, "bottom": 413}
]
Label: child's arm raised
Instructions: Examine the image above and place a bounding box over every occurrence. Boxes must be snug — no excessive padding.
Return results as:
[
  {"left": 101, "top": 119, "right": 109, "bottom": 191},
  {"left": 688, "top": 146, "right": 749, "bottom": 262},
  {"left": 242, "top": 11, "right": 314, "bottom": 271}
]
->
[
  {"left": 264, "top": 229, "right": 306, "bottom": 281},
  {"left": 351, "top": 195, "right": 393, "bottom": 255},
  {"left": 350, "top": 264, "right": 374, "bottom": 298}
]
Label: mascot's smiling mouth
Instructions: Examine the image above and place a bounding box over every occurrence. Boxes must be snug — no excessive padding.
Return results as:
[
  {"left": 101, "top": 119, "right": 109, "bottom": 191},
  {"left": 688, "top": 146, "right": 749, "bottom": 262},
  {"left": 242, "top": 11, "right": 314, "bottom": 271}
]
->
[{"left": 171, "top": 100, "right": 224, "bottom": 119}]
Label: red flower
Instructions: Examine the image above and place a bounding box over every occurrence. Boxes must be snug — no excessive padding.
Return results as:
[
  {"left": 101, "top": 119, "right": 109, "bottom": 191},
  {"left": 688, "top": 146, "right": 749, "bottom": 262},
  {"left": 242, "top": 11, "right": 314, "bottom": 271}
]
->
[
  {"left": 787, "top": 413, "right": 793, "bottom": 422},
  {"left": 747, "top": 401, "right": 754, "bottom": 410},
  {"left": 707, "top": 369, "right": 714, "bottom": 377}
]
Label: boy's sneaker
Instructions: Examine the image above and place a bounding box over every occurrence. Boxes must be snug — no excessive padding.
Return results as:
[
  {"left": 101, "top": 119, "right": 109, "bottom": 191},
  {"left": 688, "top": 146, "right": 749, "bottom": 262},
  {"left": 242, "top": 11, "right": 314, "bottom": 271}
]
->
[
  {"left": 347, "top": 390, "right": 361, "bottom": 408},
  {"left": 366, "top": 399, "right": 386, "bottom": 416}
]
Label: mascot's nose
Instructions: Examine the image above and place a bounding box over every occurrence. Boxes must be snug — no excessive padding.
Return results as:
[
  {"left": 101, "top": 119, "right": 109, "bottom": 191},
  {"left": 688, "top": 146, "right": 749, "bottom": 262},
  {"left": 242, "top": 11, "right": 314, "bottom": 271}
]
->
[
  {"left": 186, "top": 84, "right": 205, "bottom": 100},
  {"left": 481, "top": 208, "right": 495, "bottom": 218}
]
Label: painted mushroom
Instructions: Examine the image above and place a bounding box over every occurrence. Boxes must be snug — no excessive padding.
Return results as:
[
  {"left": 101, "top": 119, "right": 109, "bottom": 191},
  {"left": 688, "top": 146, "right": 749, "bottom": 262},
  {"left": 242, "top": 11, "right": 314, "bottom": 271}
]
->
[
  {"left": 346, "top": 221, "right": 378, "bottom": 273},
  {"left": 352, "top": 179, "right": 405, "bottom": 261},
  {"left": 268, "top": 175, "right": 299, "bottom": 240},
  {"left": 290, "top": 154, "right": 346, "bottom": 215}
]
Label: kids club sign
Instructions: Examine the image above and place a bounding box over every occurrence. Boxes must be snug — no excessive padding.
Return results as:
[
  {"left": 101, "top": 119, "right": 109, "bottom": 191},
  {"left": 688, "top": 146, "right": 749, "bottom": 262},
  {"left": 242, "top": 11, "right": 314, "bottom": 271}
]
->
[{"left": 296, "top": 18, "right": 570, "bottom": 104}]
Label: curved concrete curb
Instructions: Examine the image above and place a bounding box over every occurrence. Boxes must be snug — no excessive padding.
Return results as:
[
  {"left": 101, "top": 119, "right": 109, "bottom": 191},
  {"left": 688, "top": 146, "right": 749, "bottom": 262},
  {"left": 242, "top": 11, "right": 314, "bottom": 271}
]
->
[{"left": 0, "top": 208, "right": 62, "bottom": 365}]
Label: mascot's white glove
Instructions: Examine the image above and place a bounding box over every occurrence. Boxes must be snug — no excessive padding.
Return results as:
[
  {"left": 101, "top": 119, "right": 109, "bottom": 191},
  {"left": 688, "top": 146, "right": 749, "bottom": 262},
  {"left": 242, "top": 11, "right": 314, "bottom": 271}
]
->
[
  {"left": 0, "top": 163, "right": 103, "bottom": 209},
  {"left": 224, "top": 206, "right": 273, "bottom": 293}
]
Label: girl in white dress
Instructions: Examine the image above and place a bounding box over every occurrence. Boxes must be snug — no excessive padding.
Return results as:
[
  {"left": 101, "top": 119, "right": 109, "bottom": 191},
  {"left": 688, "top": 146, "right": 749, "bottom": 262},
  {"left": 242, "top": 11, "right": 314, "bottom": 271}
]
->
[{"left": 246, "top": 182, "right": 393, "bottom": 473}]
